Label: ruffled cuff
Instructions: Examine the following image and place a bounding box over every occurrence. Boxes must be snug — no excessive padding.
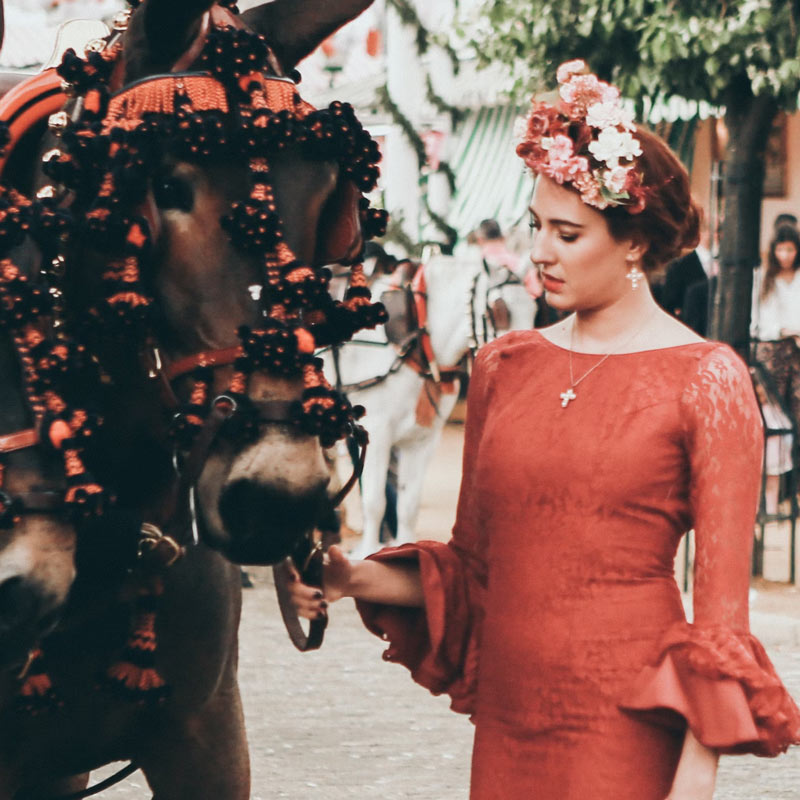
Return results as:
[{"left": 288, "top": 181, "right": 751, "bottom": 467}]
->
[
  {"left": 355, "top": 541, "right": 483, "bottom": 716},
  {"left": 619, "top": 622, "right": 800, "bottom": 756}
]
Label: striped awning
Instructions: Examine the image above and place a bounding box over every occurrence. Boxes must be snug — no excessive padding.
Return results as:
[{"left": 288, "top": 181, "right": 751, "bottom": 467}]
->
[{"left": 446, "top": 105, "right": 532, "bottom": 241}]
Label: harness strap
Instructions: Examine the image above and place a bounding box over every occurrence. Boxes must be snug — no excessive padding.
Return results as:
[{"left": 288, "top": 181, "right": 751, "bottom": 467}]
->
[
  {"left": 410, "top": 266, "right": 463, "bottom": 385},
  {"left": 328, "top": 434, "right": 367, "bottom": 510},
  {"left": 162, "top": 345, "right": 242, "bottom": 382},
  {"left": 44, "top": 762, "right": 139, "bottom": 800},
  {"left": 13, "top": 490, "right": 65, "bottom": 513},
  {"left": 0, "top": 69, "right": 66, "bottom": 174},
  {"left": 172, "top": 11, "right": 212, "bottom": 74},
  {"left": 0, "top": 430, "right": 67, "bottom": 515},
  {"left": 0, "top": 428, "right": 38, "bottom": 453},
  {"left": 273, "top": 552, "right": 327, "bottom": 652}
]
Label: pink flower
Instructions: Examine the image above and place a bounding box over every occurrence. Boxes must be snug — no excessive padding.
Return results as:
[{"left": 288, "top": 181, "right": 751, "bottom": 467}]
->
[
  {"left": 573, "top": 171, "right": 608, "bottom": 209},
  {"left": 604, "top": 165, "right": 630, "bottom": 194},
  {"left": 516, "top": 61, "right": 649, "bottom": 214},
  {"left": 543, "top": 134, "right": 574, "bottom": 163},
  {"left": 556, "top": 59, "right": 588, "bottom": 84},
  {"left": 544, "top": 154, "right": 589, "bottom": 185},
  {"left": 560, "top": 75, "right": 619, "bottom": 114},
  {"left": 526, "top": 106, "right": 553, "bottom": 137}
]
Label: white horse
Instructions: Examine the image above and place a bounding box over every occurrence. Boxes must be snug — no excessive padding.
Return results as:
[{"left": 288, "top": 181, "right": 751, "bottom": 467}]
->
[{"left": 323, "top": 253, "right": 535, "bottom": 557}]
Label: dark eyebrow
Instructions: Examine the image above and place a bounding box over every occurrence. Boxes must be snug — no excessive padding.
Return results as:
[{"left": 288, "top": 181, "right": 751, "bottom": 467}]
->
[{"left": 529, "top": 208, "right": 585, "bottom": 229}]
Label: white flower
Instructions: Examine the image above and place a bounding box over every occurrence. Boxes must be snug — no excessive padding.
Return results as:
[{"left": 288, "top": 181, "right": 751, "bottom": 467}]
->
[
  {"left": 556, "top": 59, "right": 588, "bottom": 84},
  {"left": 585, "top": 101, "right": 635, "bottom": 131},
  {"left": 588, "top": 127, "right": 642, "bottom": 167}
]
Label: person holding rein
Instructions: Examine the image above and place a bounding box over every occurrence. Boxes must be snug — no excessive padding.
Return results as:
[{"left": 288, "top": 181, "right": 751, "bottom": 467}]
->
[{"left": 291, "top": 61, "right": 800, "bottom": 799}]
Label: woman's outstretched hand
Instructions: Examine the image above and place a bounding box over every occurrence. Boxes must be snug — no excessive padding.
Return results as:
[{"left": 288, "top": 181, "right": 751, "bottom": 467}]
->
[
  {"left": 289, "top": 544, "right": 425, "bottom": 617},
  {"left": 288, "top": 544, "right": 353, "bottom": 619}
]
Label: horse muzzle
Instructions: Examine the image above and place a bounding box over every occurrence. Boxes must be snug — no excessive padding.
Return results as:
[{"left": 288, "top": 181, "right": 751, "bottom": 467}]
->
[{"left": 213, "top": 478, "right": 329, "bottom": 565}]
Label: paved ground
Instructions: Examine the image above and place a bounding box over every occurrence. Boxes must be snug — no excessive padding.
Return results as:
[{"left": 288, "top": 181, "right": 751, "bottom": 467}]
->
[{"left": 95, "top": 422, "right": 800, "bottom": 798}]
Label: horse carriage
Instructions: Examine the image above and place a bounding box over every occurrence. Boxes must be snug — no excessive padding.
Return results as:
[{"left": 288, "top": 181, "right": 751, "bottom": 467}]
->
[
  {"left": 326, "top": 251, "right": 536, "bottom": 557},
  {"left": 0, "top": 0, "right": 388, "bottom": 796}
]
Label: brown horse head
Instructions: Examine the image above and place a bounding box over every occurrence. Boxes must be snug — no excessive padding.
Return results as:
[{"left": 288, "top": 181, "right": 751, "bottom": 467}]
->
[
  {"left": 46, "top": 0, "right": 381, "bottom": 565},
  {"left": 0, "top": 316, "right": 75, "bottom": 673}
]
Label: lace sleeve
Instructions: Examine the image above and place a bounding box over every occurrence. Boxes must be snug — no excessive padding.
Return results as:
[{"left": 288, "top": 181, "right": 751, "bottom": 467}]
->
[{"left": 621, "top": 345, "right": 800, "bottom": 756}]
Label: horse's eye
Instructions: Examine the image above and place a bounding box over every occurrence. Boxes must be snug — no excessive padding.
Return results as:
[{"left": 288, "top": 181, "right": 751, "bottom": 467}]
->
[{"left": 153, "top": 175, "right": 194, "bottom": 212}]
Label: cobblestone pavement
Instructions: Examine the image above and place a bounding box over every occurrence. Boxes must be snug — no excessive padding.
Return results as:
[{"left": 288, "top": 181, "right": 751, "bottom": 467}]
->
[{"left": 93, "top": 424, "right": 800, "bottom": 798}]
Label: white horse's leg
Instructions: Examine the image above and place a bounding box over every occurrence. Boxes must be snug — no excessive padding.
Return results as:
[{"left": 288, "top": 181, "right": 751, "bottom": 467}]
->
[
  {"left": 394, "top": 426, "right": 444, "bottom": 545},
  {"left": 350, "top": 429, "right": 392, "bottom": 558}
]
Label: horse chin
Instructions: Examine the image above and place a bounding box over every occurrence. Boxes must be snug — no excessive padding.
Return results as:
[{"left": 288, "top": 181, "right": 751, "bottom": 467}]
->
[{"left": 197, "top": 479, "right": 325, "bottom": 566}]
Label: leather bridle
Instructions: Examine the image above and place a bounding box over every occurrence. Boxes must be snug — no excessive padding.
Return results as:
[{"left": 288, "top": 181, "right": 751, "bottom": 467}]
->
[{"left": 0, "top": 427, "right": 67, "bottom": 521}]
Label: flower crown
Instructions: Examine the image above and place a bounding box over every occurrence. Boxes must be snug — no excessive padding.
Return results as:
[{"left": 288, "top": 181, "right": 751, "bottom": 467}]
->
[{"left": 516, "top": 60, "right": 646, "bottom": 213}]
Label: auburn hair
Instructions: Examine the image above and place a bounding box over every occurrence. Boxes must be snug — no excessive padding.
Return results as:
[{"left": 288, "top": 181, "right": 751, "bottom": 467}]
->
[{"left": 602, "top": 126, "right": 701, "bottom": 273}]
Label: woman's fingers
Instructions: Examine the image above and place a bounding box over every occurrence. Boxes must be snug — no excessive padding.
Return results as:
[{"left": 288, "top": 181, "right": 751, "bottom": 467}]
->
[
  {"left": 288, "top": 543, "right": 354, "bottom": 617},
  {"left": 288, "top": 575, "right": 328, "bottom": 619}
]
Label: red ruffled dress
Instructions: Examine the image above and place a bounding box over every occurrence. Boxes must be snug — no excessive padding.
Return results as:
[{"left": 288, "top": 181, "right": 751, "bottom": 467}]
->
[{"left": 356, "top": 330, "right": 800, "bottom": 799}]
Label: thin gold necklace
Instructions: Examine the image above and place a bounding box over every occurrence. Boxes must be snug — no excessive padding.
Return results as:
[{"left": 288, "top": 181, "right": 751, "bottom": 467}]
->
[{"left": 559, "top": 313, "right": 655, "bottom": 408}]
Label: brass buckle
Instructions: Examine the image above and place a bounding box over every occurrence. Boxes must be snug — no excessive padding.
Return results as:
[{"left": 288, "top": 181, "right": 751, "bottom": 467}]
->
[
  {"left": 301, "top": 539, "right": 324, "bottom": 574},
  {"left": 138, "top": 522, "right": 184, "bottom": 567}
]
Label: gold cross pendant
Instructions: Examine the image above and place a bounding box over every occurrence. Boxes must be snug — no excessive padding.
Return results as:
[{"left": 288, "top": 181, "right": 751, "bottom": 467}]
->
[{"left": 560, "top": 388, "right": 576, "bottom": 408}]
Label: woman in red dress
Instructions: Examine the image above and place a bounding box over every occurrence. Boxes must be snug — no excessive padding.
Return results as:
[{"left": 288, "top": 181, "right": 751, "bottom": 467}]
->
[{"left": 291, "top": 61, "right": 800, "bottom": 799}]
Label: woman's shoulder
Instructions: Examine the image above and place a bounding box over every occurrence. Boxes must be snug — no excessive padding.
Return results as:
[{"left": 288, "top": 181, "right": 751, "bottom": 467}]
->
[
  {"left": 678, "top": 340, "right": 756, "bottom": 417},
  {"left": 476, "top": 329, "right": 549, "bottom": 360},
  {"left": 472, "top": 330, "right": 552, "bottom": 383}
]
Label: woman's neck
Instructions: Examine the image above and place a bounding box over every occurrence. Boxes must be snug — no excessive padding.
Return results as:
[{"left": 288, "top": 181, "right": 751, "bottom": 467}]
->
[
  {"left": 776, "top": 267, "right": 796, "bottom": 283},
  {"left": 572, "top": 285, "right": 660, "bottom": 350}
]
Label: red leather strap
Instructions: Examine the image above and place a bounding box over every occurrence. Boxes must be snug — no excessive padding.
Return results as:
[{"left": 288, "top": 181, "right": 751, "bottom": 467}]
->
[
  {"left": 0, "top": 70, "right": 66, "bottom": 174},
  {"left": 409, "top": 265, "right": 460, "bottom": 385},
  {"left": 172, "top": 12, "right": 212, "bottom": 73},
  {"left": 0, "top": 428, "right": 39, "bottom": 453},
  {"left": 162, "top": 345, "right": 243, "bottom": 381}
]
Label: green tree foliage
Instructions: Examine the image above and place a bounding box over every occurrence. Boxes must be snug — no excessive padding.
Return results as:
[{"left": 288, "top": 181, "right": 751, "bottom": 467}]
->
[
  {"left": 469, "top": 1, "right": 800, "bottom": 349},
  {"left": 473, "top": 1, "right": 800, "bottom": 107}
]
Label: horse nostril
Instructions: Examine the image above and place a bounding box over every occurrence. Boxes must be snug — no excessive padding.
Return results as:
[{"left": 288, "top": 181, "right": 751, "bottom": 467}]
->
[{"left": 0, "top": 576, "right": 39, "bottom": 631}]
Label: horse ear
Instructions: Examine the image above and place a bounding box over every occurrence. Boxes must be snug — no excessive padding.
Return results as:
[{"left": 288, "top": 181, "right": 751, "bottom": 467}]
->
[
  {"left": 240, "top": 0, "right": 374, "bottom": 71},
  {"left": 125, "top": 0, "right": 216, "bottom": 79}
]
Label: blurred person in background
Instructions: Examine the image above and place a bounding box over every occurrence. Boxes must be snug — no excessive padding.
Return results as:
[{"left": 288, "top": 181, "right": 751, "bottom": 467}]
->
[{"left": 752, "top": 223, "right": 800, "bottom": 428}]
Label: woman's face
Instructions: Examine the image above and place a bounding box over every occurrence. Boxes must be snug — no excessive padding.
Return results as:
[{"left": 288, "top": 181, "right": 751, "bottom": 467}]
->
[
  {"left": 529, "top": 176, "right": 641, "bottom": 312},
  {"left": 774, "top": 241, "right": 798, "bottom": 271}
]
